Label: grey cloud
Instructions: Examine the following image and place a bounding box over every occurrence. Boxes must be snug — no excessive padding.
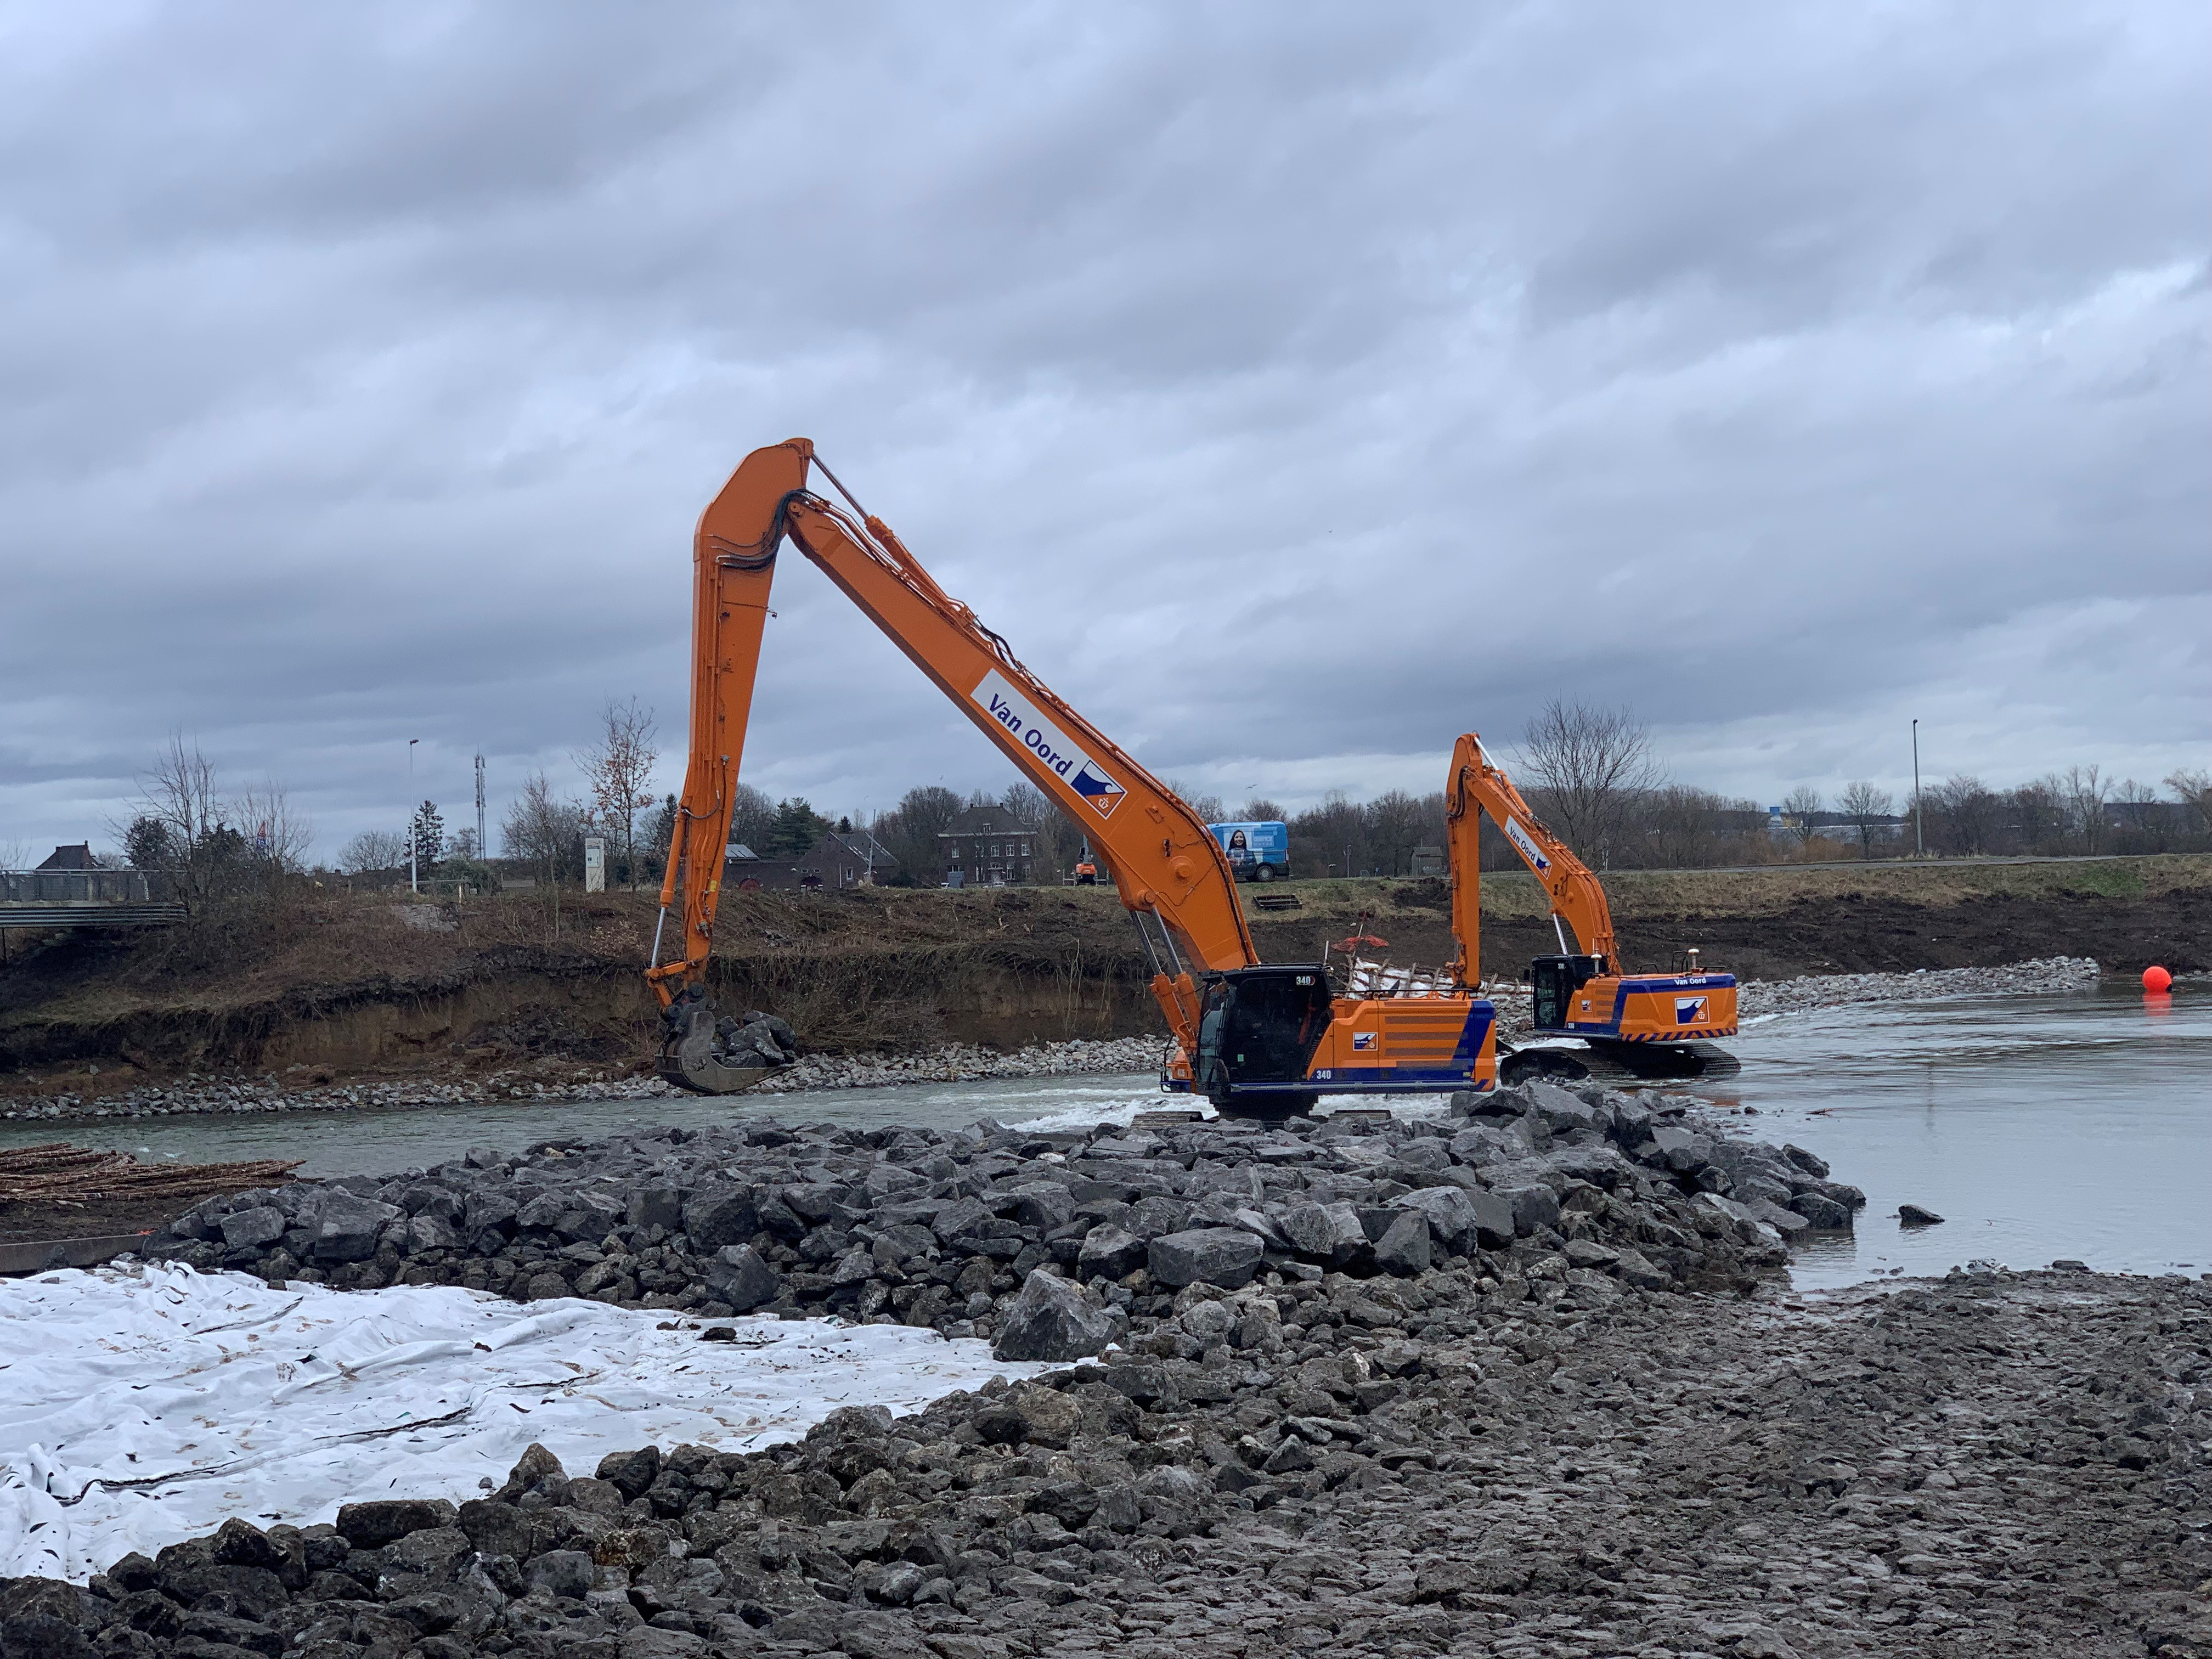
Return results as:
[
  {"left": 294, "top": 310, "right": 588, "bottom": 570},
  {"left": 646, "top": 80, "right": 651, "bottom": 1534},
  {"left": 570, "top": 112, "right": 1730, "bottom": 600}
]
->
[{"left": 2, "top": 2, "right": 2207, "bottom": 859}]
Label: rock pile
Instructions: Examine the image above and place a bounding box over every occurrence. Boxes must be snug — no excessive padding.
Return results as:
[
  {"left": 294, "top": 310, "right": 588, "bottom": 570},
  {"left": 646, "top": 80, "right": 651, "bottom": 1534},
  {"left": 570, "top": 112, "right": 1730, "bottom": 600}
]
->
[
  {"left": 1736, "top": 954, "right": 2100, "bottom": 1017},
  {"left": 147, "top": 1081, "right": 1857, "bottom": 1348},
  {"left": 3, "top": 1039, "right": 1166, "bottom": 1125}
]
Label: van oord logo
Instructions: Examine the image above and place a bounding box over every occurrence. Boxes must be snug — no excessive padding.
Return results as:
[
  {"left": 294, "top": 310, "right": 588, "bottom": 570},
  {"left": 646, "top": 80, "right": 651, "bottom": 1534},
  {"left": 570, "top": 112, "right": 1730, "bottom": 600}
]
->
[
  {"left": 973, "top": 670, "right": 1127, "bottom": 820},
  {"left": 1504, "top": 816, "right": 1551, "bottom": 875}
]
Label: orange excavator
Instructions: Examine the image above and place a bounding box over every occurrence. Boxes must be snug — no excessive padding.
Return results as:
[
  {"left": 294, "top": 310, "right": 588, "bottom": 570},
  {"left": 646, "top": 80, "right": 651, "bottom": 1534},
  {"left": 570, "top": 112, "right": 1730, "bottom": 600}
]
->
[
  {"left": 644, "top": 439, "right": 1503, "bottom": 1115},
  {"left": 1444, "top": 733, "right": 1739, "bottom": 1083}
]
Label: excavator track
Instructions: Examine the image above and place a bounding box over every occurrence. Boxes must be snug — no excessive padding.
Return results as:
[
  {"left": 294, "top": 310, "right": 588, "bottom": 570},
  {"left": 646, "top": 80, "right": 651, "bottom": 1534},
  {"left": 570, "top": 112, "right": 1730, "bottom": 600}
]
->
[{"left": 1498, "top": 1037, "right": 1739, "bottom": 1089}]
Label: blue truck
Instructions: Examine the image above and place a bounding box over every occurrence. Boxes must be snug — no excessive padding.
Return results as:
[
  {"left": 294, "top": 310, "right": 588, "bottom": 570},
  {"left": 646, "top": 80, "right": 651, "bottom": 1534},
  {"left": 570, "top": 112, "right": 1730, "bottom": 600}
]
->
[{"left": 1206, "top": 820, "right": 1290, "bottom": 882}]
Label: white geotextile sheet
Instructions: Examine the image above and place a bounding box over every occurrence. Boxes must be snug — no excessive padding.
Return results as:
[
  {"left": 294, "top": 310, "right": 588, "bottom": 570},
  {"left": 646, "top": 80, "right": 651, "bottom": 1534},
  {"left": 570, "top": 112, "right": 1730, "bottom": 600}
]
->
[{"left": 0, "top": 1262, "right": 1042, "bottom": 1582}]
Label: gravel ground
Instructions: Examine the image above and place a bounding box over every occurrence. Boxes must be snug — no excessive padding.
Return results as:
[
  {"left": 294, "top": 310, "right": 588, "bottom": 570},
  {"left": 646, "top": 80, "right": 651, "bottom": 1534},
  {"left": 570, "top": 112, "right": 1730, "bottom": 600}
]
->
[
  {"left": 10, "top": 1266, "right": 2206, "bottom": 1657},
  {"left": 3, "top": 957, "right": 2105, "bottom": 1126}
]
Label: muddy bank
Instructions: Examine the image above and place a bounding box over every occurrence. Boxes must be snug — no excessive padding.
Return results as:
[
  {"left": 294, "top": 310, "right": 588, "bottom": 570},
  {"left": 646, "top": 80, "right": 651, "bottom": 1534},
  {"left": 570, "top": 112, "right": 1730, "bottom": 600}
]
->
[{"left": 5, "top": 858, "right": 2205, "bottom": 1102}]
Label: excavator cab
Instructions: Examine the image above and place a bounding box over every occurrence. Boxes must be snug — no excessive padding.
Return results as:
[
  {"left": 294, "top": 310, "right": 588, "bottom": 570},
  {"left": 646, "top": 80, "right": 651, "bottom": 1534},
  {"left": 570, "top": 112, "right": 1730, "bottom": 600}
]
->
[
  {"left": 1528, "top": 953, "right": 1606, "bottom": 1032},
  {"left": 1194, "top": 967, "right": 1335, "bottom": 1117}
]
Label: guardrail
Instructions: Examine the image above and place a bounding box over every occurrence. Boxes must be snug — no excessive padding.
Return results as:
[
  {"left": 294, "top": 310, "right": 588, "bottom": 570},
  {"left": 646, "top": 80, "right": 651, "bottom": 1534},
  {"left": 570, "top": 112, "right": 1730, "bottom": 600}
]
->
[{"left": 0, "top": 870, "right": 185, "bottom": 930}]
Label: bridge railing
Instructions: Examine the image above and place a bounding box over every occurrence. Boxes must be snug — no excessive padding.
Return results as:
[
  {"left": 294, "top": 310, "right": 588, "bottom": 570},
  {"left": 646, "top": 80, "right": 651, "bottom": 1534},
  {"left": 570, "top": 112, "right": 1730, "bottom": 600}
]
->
[{"left": 0, "top": 868, "right": 185, "bottom": 928}]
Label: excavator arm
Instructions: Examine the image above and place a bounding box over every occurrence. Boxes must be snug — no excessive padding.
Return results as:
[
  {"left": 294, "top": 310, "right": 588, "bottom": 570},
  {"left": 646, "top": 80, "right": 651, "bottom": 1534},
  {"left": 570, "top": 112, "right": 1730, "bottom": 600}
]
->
[
  {"left": 1443, "top": 731, "right": 1619, "bottom": 988},
  {"left": 1444, "top": 731, "right": 1736, "bottom": 1073},
  {"left": 646, "top": 439, "right": 1254, "bottom": 1091}
]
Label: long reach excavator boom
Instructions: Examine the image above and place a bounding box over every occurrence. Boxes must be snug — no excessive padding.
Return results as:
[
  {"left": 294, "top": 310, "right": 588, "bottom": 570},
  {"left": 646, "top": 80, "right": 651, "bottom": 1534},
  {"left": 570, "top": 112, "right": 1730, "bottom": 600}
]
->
[
  {"left": 646, "top": 439, "right": 1290, "bottom": 1098},
  {"left": 647, "top": 441, "right": 1505, "bottom": 1112},
  {"left": 1444, "top": 732, "right": 1738, "bottom": 1081}
]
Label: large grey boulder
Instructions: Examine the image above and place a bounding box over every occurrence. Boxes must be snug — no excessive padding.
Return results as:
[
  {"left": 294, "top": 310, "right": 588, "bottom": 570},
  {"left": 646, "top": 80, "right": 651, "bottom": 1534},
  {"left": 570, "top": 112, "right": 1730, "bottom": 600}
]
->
[
  {"left": 992, "top": 1269, "right": 1122, "bottom": 1362},
  {"left": 1279, "top": 1200, "right": 1369, "bottom": 1267},
  {"left": 1130, "top": 1194, "right": 1195, "bottom": 1238},
  {"left": 464, "top": 1189, "right": 518, "bottom": 1235},
  {"left": 1524, "top": 1080, "right": 1604, "bottom": 1136},
  {"left": 1607, "top": 1093, "right": 1654, "bottom": 1142},
  {"left": 1397, "top": 1185, "right": 1515, "bottom": 1255},
  {"left": 1006, "top": 1186, "right": 1075, "bottom": 1232},
  {"left": 1372, "top": 1211, "right": 1431, "bottom": 1277},
  {"left": 218, "top": 1206, "right": 285, "bottom": 1250},
  {"left": 683, "top": 1188, "right": 758, "bottom": 1251},
  {"left": 703, "top": 1245, "right": 781, "bottom": 1312},
  {"left": 1493, "top": 1183, "right": 1560, "bottom": 1238},
  {"left": 405, "top": 1212, "right": 466, "bottom": 1254},
  {"left": 929, "top": 1197, "right": 996, "bottom": 1245},
  {"left": 1610, "top": 1246, "right": 1672, "bottom": 1291},
  {"left": 1741, "top": 1197, "right": 1811, "bottom": 1237},
  {"left": 528, "top": 1548, "right": 595, "bottom": 1601},
  {"left": 1788, "top": 1192, "right": 1854, "bottom": 1229},
  {"left": 1647, "top": 1126, "right": 1712, "bottom": 1175},
  {"left": 1148, "top": 1227, "right": 1263, "bottom": 1290},
  {"left": 514, "top": 1192, "right": 568, "bottom": 1232},
  {"left": 1782, "top": 1143, "right": 1831, "bottom": 1178},
  {"left": 1075, "top": 1226, "right": 1146, "bottom": 1280},
  {"left": 313, "top": 1195, "right": 400, "bottom": 1262},
  {"left": 627, "top": 1186, "right": 684, "bottom": 1231}
]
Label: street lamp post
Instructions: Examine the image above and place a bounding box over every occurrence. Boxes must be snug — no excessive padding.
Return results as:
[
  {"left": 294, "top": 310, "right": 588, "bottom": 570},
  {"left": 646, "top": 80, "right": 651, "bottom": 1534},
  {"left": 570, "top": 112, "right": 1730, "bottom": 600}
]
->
[
  {"left": 409, "top": 738, "right": 420, "bottom": 894},
  {"left": 1911, "top": 719, "right": 1923, "bottom": 859}
]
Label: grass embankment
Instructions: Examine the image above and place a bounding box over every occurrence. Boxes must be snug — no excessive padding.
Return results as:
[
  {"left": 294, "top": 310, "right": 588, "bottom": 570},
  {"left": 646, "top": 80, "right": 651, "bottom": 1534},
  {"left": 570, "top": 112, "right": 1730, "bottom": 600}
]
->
[{"left": 2, "top": 855, "right": 2206, "bottom": 1094}]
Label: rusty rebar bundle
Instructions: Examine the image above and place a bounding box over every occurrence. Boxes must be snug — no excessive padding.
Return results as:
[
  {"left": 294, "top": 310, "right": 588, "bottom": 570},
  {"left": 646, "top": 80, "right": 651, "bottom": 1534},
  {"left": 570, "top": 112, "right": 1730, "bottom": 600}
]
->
[{"left": 0, "top": 1143, "right": 301, "bottom": 1204}]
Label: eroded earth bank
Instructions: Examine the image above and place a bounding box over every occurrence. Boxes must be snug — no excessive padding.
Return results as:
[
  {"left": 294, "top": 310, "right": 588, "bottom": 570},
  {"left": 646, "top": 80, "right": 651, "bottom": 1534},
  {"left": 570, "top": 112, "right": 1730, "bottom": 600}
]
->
[{"left": 7, "top": 1082, "right": 2208, "bottom": 1657}]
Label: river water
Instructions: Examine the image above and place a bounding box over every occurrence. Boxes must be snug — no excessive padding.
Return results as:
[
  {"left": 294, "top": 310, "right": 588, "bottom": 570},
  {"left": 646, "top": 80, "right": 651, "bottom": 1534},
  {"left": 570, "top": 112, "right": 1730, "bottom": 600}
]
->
[{"left": 5, "top": 984, "right": 2202, "bottom": 1290}]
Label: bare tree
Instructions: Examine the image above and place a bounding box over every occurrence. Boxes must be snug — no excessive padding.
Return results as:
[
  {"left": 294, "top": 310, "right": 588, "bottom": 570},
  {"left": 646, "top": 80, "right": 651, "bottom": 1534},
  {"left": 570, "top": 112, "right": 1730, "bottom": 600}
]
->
[
  {"left": 1290, "top": 790, "right": 1372, "bottom": 878},
  {"left": 2168, "top": 768, "right": 2211, "bottom": 838},
  {"left": 340, "top": 830, "right": 408, "bottom": 874},
  {"left": 2110, "top": 778, "right": 2166, "bottom": 851},
  {"left": 1236, "top": 798, "right": 1286, "bottom": 823},
  {"left": 502, "top": 771, "right": 588, "bottom": 883},
  {"left": 575, "top": 697, "right": 659, "bottom": 887},
  {"left": 1780, "top": 785, "right": 1823, "bottom": 853},
  {"left": 1365, "top": 789, "right": 1430, "bottom": 876},
  {"left": 0, "top": 839, "right": 32, "bottom": 871},
  {"left": 2009, "top": 776, "right": 2067, "bottom": 853},
  {"left": 1167, "top": 781, "right": 1228, "bottom": 826},
  {"left": 234, "top": 781, "right": 314, "bottom": 872},
  {"left": 725, "top": 782, "right": 776, "bottom": 854},
  {"left": 1635, "top": 785, "right": 1733, "bottom": 868},
  {"left": 1929, "top": 775, "right": 1999, "bottom": 856},
  {"left": 2061, "top": 764, "right": 2107, "bottom": 855},
  {"left": 121, "top": 733, "right": 235, "bottom": 905},
  {"left": 1516, "top": 700, "right": 1663, "bottom": 866},
  {"left": 1003, "top": 781, "right": 1078, "bottom": 881},
  {"left": 1836, "top": 781, "right": 1893, "bottom": 859}
]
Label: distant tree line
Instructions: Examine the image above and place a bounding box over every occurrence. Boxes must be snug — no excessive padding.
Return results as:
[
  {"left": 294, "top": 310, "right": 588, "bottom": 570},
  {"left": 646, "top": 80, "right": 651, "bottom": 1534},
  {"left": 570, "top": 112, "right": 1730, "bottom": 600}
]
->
[{"left": 77, "top": 702, "right": 2208, "bottom": 904}]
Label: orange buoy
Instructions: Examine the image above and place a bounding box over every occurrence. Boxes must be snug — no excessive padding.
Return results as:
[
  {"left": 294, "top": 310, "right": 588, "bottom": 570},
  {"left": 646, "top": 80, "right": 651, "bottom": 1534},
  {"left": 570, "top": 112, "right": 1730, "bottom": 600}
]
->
[{"left": 2142, "top": 964, "right": 2173, "bottom": 992}]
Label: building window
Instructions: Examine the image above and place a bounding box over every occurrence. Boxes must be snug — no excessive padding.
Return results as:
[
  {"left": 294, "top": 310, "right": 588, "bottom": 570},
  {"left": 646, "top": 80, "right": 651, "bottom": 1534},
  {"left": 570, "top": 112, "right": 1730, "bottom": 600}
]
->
[{"left": 1019, "top": 842, "right": 1030, "bottom": 856}]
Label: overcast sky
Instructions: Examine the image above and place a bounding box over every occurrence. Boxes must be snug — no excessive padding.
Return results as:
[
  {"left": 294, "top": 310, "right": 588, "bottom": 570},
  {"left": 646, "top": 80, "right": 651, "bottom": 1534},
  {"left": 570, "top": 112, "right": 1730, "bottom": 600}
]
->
[{"left": 2, "top": 2, "right": 2206, "bottom": 864}]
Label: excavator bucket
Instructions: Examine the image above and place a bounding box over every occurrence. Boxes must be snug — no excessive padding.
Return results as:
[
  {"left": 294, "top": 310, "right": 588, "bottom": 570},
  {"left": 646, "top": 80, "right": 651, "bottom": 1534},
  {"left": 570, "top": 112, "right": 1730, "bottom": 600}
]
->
[{"left": 657, "top": 987, "right": 777, "bottom": 1096}]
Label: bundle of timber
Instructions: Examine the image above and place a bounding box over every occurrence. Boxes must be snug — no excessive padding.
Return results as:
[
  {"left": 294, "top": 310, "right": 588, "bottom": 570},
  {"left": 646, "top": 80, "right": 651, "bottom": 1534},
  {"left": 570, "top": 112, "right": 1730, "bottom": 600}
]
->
[{"left": 0, "top": 1142, "right": 301, "bottom": 1205}]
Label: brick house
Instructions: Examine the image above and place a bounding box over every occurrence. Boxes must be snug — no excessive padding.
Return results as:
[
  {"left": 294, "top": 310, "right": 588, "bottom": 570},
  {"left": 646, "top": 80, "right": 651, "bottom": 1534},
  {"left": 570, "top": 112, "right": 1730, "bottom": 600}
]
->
[
  {"left": 725, "top": 829, "right": 899, "bottom": 893},
  {"left": 938, "top": 805, "right": 1040, "bottom": 887}
]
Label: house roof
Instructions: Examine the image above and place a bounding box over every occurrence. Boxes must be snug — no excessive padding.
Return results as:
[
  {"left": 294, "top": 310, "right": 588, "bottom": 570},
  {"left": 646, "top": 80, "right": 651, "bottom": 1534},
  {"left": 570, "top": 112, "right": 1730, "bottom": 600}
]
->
[
  {"left": 36, "top": 842, "right": 97, "bottom": 871},
  {"left": 939, "top": 806, "right": 1038, "bottom": 838}
]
